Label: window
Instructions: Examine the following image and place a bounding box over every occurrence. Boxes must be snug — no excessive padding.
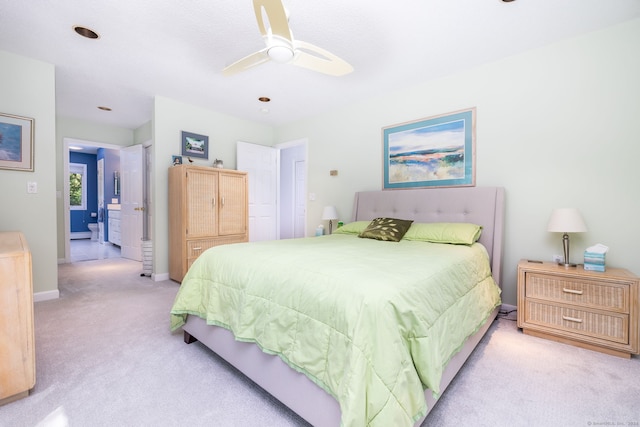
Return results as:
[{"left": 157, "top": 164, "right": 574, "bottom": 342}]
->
[{"left": 70, "top": 163, "right": 87, "bottom": 210}]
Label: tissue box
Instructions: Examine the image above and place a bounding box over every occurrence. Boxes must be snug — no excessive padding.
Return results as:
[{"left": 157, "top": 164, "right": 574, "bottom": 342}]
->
[{"left": 584, "top": 251, "right": 605, "bottom": 272}]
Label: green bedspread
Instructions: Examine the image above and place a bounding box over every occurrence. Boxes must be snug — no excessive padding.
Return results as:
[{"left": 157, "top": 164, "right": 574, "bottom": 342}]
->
[{"left": 170, "top": 234, "right": 501, "bottom": 427}]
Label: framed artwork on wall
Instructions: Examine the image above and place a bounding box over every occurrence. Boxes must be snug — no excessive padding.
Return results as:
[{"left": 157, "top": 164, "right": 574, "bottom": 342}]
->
[
  {"left": 0, "top": 112, "right": 35, "bottom": 172},
  {"left": 382, "top": 107, "right": 476, "bottom": 189},
  {"left": 181, "top": 131, "right": 208, "bottom": 159}
]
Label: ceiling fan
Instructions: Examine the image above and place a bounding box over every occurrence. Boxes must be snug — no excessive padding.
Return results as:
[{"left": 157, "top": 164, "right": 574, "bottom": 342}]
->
[{"left": 222, "top": 0, "right": 353, "bottom": 77}]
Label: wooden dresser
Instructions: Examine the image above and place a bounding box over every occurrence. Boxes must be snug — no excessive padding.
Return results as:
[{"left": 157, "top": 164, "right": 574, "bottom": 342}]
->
[
  {"left": 0, "top": 231, "right": 35, "bottom": 405},
  {"left": 517, "top": 260, "right": 639, "bottom": 358},
  {"left": 168, "top": 165, "right": 248, "bottom": 282}
]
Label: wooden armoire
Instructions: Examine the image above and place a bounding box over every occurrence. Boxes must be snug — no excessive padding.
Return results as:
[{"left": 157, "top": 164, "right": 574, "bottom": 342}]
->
[{"left": 168, "top": 165, "right": 248, "bottom": 282}]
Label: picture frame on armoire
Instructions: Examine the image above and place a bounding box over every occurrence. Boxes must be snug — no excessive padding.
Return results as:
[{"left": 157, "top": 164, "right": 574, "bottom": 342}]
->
[
  {"left": 382, "top": 107, "right": 476, "bottom": 189},
  {"left": 181, "top": 131, "right": 208, "bottom": 159},
  {"left": 0, "top": 112, "right": 35, "bottom": 172}
]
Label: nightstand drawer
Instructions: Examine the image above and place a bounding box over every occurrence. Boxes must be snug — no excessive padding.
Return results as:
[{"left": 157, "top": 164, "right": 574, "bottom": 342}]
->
[
  {"left": 525, "top": 273, "right": 629, "bottom": 313},
  {"left": 524, "top": 300, "right": 629, "bottom": 345}
]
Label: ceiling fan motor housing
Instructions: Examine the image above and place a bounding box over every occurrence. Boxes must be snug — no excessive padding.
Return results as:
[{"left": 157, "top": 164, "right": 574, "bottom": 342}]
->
[{"left": 266, "top": 35, "right": 295, "bottom": 63}]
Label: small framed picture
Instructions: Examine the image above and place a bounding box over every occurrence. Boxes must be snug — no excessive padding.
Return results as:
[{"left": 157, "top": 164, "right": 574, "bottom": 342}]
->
[
  {"left": 172, "top": 155, "right": 183, "bottom": 166},
  {"left": 0, "top": 112, "right": 35, "bottom": 172},
  {"left": 181, "top": 131, "right": 208, "bottom": 159}
]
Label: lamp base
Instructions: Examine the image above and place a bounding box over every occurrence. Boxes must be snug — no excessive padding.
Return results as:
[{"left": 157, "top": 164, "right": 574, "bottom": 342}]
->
[{"left": 557, "top": 262, "right": 578, "bottom": 268}]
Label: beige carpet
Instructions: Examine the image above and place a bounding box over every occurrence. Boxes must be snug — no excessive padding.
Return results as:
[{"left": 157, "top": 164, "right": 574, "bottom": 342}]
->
[{"left": 1, "top": 257, "right": 638, "bottom": 426}]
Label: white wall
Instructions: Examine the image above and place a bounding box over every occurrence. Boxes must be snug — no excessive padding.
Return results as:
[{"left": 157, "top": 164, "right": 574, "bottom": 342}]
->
[
  {"left": 275, "top": 18, "right": 640, "bottom": 305},
  {"left": 152, "top": 96, "right": 275, "bottom": 278},
  {"left": 0, "top": 50, "right": 58, "bottom": 296}
]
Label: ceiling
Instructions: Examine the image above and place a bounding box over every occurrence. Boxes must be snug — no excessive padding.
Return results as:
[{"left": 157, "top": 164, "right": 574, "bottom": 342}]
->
[{"left": 1, "top": 0, "right": 639, "bottom": 130}]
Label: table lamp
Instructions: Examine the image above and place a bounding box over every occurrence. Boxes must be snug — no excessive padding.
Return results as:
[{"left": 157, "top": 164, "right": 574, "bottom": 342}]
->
[
  {"left": 322, "top": 206, "right": 338, "bottom": 234},
  {"left": 547, "top": 208, "right": 587, "bottom": 267}
]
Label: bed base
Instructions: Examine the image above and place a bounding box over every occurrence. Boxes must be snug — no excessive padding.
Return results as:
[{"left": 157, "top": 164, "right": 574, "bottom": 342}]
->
[
  {"left": 183, "top": 306, "right": 499, "bottom": 426},
  {"left": 181, "top": 186, "right": 505, "bottom": 426}
]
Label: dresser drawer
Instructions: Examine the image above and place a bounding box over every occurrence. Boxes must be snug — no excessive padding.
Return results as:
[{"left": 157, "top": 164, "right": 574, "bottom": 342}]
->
[
  {"left": 187, "top": 239, "right": 217, "bottom": 258},
  {"left": 187, "top": 236, "right": 249, "bottom": 258},
  {"left": 525, "top": 273, "right": 629, "bottom": 313},
  {"left": 524, "top": 300, "right": 629, "bottom": 345}
]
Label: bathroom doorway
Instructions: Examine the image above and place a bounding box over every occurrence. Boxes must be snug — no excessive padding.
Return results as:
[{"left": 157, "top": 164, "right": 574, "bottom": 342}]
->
[{"left": 63, "top": 138, "right": 125, "bottom": 263}]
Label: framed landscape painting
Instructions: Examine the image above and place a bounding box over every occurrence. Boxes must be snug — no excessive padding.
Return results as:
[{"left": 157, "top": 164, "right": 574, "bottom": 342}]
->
[
  {"left": 181, "top": 131, "right": 208, "bottom": 159},
  {"left": 382, "top": 108, "right": 476, "bottom": 189},
  {"left": 0, "top": 112, "right": 35, "bottom": 172}
]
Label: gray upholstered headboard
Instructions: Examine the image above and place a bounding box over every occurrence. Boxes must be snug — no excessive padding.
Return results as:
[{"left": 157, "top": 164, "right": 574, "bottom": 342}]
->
[{"left": 351, "top": 187, "right": 505, "bottom": 287}]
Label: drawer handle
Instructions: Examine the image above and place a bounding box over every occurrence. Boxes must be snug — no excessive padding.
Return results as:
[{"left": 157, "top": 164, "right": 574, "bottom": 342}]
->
[
  {"left": 562, "top": 315, "right": 583, "bottom": 323},
  {"left": 562, "top": 288, "right": 583, "bottom": 295},
  {"left": 192, "top": 247, "right": 202, "bottom": 251}
]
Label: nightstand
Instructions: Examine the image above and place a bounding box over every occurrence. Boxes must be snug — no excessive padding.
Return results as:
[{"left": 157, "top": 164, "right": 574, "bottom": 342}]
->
[{"left": 517, "top": 260, "right": 639, "bottom": 358}]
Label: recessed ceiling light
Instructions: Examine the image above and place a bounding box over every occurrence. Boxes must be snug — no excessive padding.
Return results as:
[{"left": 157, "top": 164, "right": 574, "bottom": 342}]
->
[
  {"left": 258, "top": 97, "right": 271, "bottom": 103},
  {"left": 501, "top": 0, "right": 516, "bottom": 2},
  {"left": 73, "top": 25, "right": 100, "bottom": 39},
  {"left": 98, "top": 106, "right": 112, "bottom": 111}
]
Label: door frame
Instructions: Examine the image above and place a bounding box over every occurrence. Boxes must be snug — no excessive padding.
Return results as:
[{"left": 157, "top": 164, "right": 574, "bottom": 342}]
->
[{"left": 62, "top": 138, "right": 124, "bottom": 263}]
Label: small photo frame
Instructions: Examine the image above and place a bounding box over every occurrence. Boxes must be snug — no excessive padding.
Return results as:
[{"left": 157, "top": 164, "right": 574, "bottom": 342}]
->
[
  {"left": 0, "top": 112, "right": 35, "bottom": 172},
  {"left": 172, "top": 155, "right": 183, "bottom": 166},
  {"left": 181, "top": 131, "right": 208, "bottom": 159}
]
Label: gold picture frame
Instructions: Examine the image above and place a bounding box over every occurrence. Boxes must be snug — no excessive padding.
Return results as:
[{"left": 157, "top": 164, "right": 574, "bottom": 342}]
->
[{"left": 0, "top": 112, "right": 35, "bottom": 172}]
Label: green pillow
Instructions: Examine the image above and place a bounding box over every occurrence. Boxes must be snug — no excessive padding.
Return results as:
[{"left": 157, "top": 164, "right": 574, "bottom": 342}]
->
[
  {"left": 358, "top": 218, "right": 414, "bottom": 242},
  {"left": 332, "top": 221, "right": 371, "bottom": 235},
  {"left": 403, "top": 222, "right": 482, "bottom": 245}
]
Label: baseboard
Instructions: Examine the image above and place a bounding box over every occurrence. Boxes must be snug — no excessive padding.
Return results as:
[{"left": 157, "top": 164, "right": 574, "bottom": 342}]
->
[
  {"left": 152, "top": 272, "right": 170, "bottom": 282},
  {"left": 70, "top": 232, "right": 91, "bottom": 240},
  {"left": 34, "top": 289, "right": 60, "bottom": 302},
  {"left": 501, "top": 303, "right": 516, "bottom": 312}
]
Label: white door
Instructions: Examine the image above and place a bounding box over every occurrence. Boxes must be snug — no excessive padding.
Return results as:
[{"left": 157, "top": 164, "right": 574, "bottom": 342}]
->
[
  {"left": 237, "top": 141, "right": 278, "bottom": 242},
  {"left": 294, "top": 160, "right": 306, "bottom": 238},
  {"left": 120, "top": 145, "right": 144, "bottom": 261}
]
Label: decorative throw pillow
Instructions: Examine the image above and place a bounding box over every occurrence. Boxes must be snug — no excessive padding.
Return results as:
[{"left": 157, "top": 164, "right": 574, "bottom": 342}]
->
[
  {"left": 358, "top": 217, "right": 414, "bottom": 242},
  {"left": 332, "top": 221, "right": 371, "bottom": 235},
  {"left": 403, "top": 222, "right": 482, "bottom": 245}
]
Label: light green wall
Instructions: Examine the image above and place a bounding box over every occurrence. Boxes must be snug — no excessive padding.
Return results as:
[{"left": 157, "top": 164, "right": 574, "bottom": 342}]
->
[
  {"left": 151, "top": 96, "right": 274, "bottom": 277},
  {"left": 276, "top": 18, "right": 640, "bottom": 305},
  {"left": 55, "top": 116, "right": 135, "bottom": 260},
  {"left": 0, "top": 50, "right": 58, "bottom": 296},
  {"left": 3, "top": 18, "right": 639, "bottom": 305},
  {"left": 134, "top": 120, "right": 152, "bottom": 144}
]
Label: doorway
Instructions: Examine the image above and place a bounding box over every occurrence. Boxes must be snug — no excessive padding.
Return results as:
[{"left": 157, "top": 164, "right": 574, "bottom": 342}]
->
[
  {"left": 63, "top": 138, "right": 150, "bottom": 264},
  {"left": 278, "top": 140, "right": 307, "bottom": 239},
  {"left": 236, "top": 139, "right": 308, "bottom": 242}
]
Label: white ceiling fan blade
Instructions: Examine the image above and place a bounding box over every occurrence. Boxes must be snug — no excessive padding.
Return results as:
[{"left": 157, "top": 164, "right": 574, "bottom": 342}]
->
[
  {"left": 222, "top": 48, "right": 270, "bottom": 76},
  {"left": 253, "top": 0, "right": 293, "bottom": 42},
  {"left": 292, "top": 40, "right": 353, "bottom": 76}
]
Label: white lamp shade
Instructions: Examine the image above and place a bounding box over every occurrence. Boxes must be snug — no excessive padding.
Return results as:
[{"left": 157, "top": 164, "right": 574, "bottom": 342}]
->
[
  {"left": 547, "top": 208, "right": 587, "bottom": 233},
  {"left": 322, "top": 206, "right": 338, "bottom": 221}
]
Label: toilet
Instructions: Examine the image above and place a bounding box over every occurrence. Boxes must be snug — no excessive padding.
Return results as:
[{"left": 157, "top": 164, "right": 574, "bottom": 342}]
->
[{"left": 87, "top": 223, "right": 98, "bottom": 241}]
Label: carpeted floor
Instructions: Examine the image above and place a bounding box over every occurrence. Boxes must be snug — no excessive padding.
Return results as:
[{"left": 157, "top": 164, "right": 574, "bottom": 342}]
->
[{"left": 1, "top": 258, "right": 638, "bottom": 426}]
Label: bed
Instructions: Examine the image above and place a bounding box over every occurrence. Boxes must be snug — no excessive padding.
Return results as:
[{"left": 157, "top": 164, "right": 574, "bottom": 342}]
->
[{"left": 170, "top": 186, "right": 505, "bottom": 426}]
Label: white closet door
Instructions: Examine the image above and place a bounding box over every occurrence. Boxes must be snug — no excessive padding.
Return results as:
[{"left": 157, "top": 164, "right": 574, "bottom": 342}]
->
[{"left": 237, "top": 141, "right": 278, "bottom": 242}]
